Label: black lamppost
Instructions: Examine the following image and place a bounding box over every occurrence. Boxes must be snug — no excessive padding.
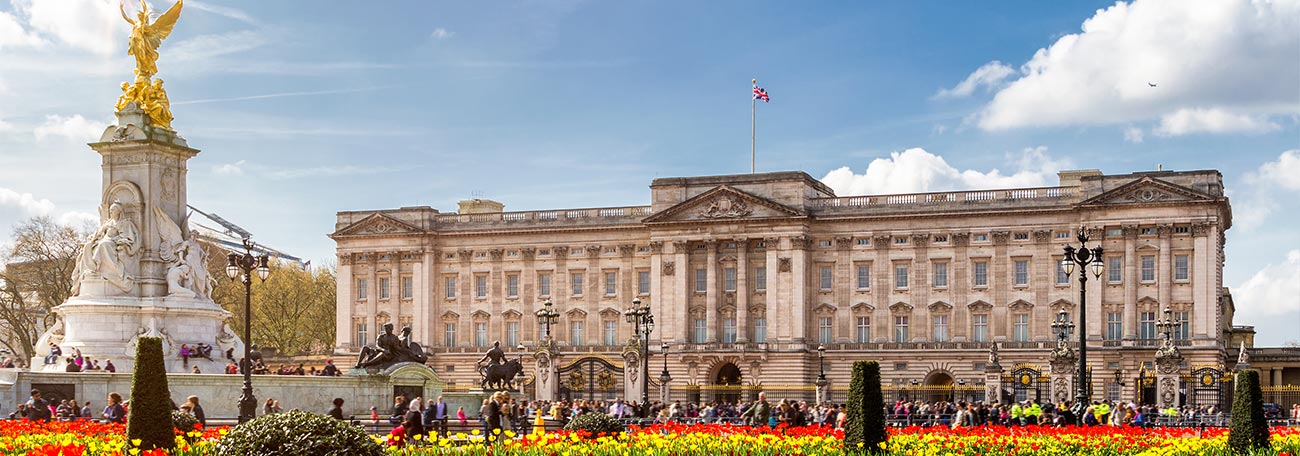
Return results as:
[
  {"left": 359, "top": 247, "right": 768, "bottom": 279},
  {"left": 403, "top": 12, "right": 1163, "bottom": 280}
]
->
[
  {"left": 624, "top": 298, "right": 654, "bottom": 416},
  {"left": 815, "top": 344, "right": 827, "bottom": 403},
  {"left": 1052, "top": 309, "right": 1075, "bottom": 343},
  {"left": 536, "top": 299, "right": 559, "bottom": 340},
  {"left": 658, "top": 342, "right": 672, "bottom": 403},
  {"left": 1061, "top": 226, "right": 1104, "bottom": 406},
  {"left": 1155, "top": 306, "right": 1177, "bottom": 344},
  {"left": 957, "top": 379, "right": 967, "bottom": 403},
  {"left": 225, "top": 238, "right": 269, "bottom": 424},
  {"left": 910, "top": 379, "right": 919, "bottom": 401}
]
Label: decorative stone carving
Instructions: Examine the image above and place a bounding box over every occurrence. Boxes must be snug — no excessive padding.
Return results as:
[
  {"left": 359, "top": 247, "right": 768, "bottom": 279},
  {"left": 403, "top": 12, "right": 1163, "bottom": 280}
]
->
[
  {"left": 834, "top": 236, "right": 853, "bottom": 250},
  {"left": 338, "top": 254, "right": 353, "bottom": 266},
  {"left": 671, "top": 240, "right": 691, "bottom": 253},
  {"left": 789, "top": 236, "right": 811, "bottom": 250},
  {"left": 910, "top": 234, "right": 929, "bottom": 247},
  {"left": 1237, "top": 341, "right": 1250, "bottom": 366},
  {"left": 647, "top": 241, "right": 663, "bottom": 253},
  {"left": 622, "top": 342, "right": 641, "bottom": 384},
  {"left": 987, "top": 343, "right": 1001, "bottom": 369},
  {"left": 1033, "top": 230, "right": 1052, "bottom": 243},
  {"left": 1159, "top": 377, "right": 1177, "bottom": 407},
  {"left": 586, "top": 245, "right": 601, "bottom": 258},
  {"left": 1126, "top": 188, "right": 1172, "bottom": 203},
  {"left": 1156, "top": 224, "right": 1173, "bottom": 237},
  {"left": 698, "top": 194, "right": 752, "bottom": 218},
  {"left": 661, "top": 261, "right": 675, "bottom": 276},
  {"left": 1053, "top": 377, "right": 1070, "bottom": 403},
  {"left": 355, "top": 323, "right": 429, "bottom": 370},
  {"left": 951, "top": 232, "right": 970, "bottom": 247},
  {"left": 154, "top": 206, "right": 212, "bottom": 299},
  {"left": 763, "top": 237, "right": 781, "bottom": 249},
  {"left": 991, "top": 231, "right": 1011, "bottom": 245},
  {"left": 778, "top": 257, "right": 792, "bottom": 272},
  {"left": 489, "top": 248, "right": 504, "bottom": 260},
  {"left": 873, "top": 235, "right": 891, "bottom": 249},
  {"left": 520, "top": 247, "right": 536, "bottom": 261},
  {"left": 619, "top": 244, "right": 636, "bottom": 257},
  {"left": 1191, "top": 223, "right": 1211, "bottom": 237},
  {"left": 71, "top": 201, "right": 139, "bottom": 297},
  {"left": 456, "top": 249, "right": 473, "bottom": 261},
  {"left": 553, "top": 246, "right": 568, "bottom": 258},
  {"left": 1086, "top": 227, "right": 1107, "bottom": 240}
]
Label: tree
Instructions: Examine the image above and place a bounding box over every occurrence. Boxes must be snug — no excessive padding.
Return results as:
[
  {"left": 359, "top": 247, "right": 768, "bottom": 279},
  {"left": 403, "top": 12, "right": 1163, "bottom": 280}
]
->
[
  {"left": 1228, "top": 369, "right": 1270, "bottom": 453},
  {"left": 209, "top": 256, "right": 336, "bottom": 356},
  {"left": 127, "top": 337, "right": 175, "bottom": 451},
  {"left": 0, "top": 217, "right": 89, "bottom": 361},
  {"left": 845, "top": 360, "right": 887, "bottom": 454}
]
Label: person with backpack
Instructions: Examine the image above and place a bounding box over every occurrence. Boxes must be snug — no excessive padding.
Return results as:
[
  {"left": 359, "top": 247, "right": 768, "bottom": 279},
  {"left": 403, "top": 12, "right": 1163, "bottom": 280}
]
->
[{"left": 25, "top": 389, "right": 51, "bottom": 421}]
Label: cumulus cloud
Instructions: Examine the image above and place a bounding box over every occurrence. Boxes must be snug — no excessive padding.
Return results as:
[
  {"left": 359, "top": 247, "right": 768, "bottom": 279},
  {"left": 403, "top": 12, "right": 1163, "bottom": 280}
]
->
[
  {"left": 933, "top": 61, "right": 1014, "bottom": 99},
  {"left": 820, "top": 146, "right": 1070, "bottom": 196},
  {"left": 213, "top": 160, "right": 247, "bottom": 176},
  {"left": 0, "top": 187, "right": 56, "bottom": 215},
  {"left": 960, "top": 0, "right": 1299, "bottom": 132},
  {"left": 431, "top": 27, "right": 454, "bottom": 40},
  {"left": 1154, "top": 108, "right": 1281, "bottom": 136},
  {"left": 33, "top": 114, "right": 106, "bottom": 142},
  {"left": 10, "top": 0, "right": 127, "bottom": 55},
  {"left": 1256, "top": 150, "right": 1300, "bottom": 192},
  {"left": 1233, "top": 250, "right": 1300, "bottom": 318},
  {"left": 0, "top": 10, "right": 44, "bottom": 50},
  {"left": 1232, "top": 149, "right": 1300, "bottom": 230}
]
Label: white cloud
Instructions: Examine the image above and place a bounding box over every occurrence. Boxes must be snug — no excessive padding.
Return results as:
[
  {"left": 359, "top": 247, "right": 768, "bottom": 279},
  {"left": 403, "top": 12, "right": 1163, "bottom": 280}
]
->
[
  {"left": 0, "top": 187, "right": 56, "bottom": 215},
  {"left": 1256, "top": 150, "right": 1300, "bottom": 192},
  {"left": 1233, "top": 250, "right": 1300, "bottom": 318},
  {"left": 966, "top": 0, "right": 1300, "bottom": 132},
  {"left": 1123, "top": 127, "right": 1144, "bottom": 143},
  {"left": 33, "top": 114, "right": 106, "bottom": 142},
  {"left": 0, "top": 10, "right": 44, "bottom": 50},
  {"left": 820, "top": 146, "right": 1070, "bottom": 196},
  {"left": 213, "top": 160, "right": 246, "bottom": 176},
  {"left": 1154, "top": 108, "right": 1281, "bottom": 136},
  {"left": 169, "top": 30, "right": 266, "bottom": 62},
  {"left": 431, "top": 27, "right": 454, "bottom": 40},
  {"left": 186, "top": 0, "right": 257, "bottom": 25},
  {"left": 265, "top": 165, "right": 401, "bottom": 180},
  {"left": 57, "top": 211, "right": 99, "bottom": 227},
  {"left": 933, "top": 61, "right": 1014, "bottom": 99},
  {"left": 1231, "top": 149, "right": 1300, "bottom": 230},
  {"left": 11, "top": 0, "right": 127, "bottom": 55}
]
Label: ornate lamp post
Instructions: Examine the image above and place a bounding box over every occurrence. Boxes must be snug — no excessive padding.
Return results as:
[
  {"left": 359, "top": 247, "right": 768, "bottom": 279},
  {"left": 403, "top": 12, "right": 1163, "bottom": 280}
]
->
[
  {"left": 957, "top": 379, "right": 967, "bottom": 403},
  {"left": 1060, "top": 226, "right": 1104, "bottom": 406},
  {"left": 910, "top": 379, "right": 919, "bottom": 402},
  {"left": 658, "top": 342, "right": 672, "bottom": 403},
  {"left": 224, "top": 238, "right": 269, "bottom": 424},
  {"left": 815, "top": 344, "right": 828, "bottom": 404},
  {"left": 1155, "top": 307, "right": 1177, "bottom": 344},
  {"left": 1052, "top": 309, "right": 1075, "bottom": 343},
  {"left": 624, "top": 298, "right": 654, "bottom": 417},
  {"left": 535, "top": 299, "right": 559, "bottom": 341}
]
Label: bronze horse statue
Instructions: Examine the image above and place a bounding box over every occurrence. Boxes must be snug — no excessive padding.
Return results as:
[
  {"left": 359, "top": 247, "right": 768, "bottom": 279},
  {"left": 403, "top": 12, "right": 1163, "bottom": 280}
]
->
[{"left": 479, "top": 358, "right": 524, "bottom": 390}]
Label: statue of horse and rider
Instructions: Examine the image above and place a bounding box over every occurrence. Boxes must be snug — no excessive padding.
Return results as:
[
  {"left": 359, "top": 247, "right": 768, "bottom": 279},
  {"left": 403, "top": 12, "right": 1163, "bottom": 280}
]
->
[
  {"left": 478, "top": 341, "right": 523, "bottom": 390},
  {"left": 355, "top": 323, "right": 428, "bottom": 370}
]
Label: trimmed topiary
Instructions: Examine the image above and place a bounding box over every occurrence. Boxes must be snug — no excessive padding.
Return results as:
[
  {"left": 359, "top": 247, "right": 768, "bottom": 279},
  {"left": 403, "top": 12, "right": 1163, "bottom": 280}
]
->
[
  {"left": 213, "top": 410, "right": 383, "bottom": 456},
  {"left": 562, "top": 412, "right": 625, "bottom": 437},
  {"left": 1228, "top": 369, "right": 1270, "bottom": 453},
  {"left": 126, "top": 337, "right": 174, "bottom": 451},
  {"left": 172, "top": 411, "right": 200, "bottom": 442},
  {"left": 845, "top": 360, "right": 887, "bottom": 454}
]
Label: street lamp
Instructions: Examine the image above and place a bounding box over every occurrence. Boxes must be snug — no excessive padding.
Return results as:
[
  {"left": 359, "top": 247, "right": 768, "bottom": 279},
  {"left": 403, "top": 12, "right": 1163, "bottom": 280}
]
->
[
  {"left": 1052, "top": 309, "right": 1075, "bottom": 343},
  {"left": 624, "top": 298, "right": 654, "bottom": 417},
  {"left": 535, "top": 299, "right": 559, "bottom": 340},
  {"left": 957, "top": 379, "right": 967, "bottom": 403},
  {"left": 815, "top": 344, "right": 828, "bottom": 403},
  {"left": 225, "top": 238, "right": 269, "bottom": 424},
  {"left": 1061, "top": 226, "right": 1104, "bottom": 407},
  {"left": 1155, "top": 306, "right": 1178, "bottom": 343},
  {"left": 658, "top": 342, "right": 672, "bottom": 403},
  {"left": 910, "top": 379, "right": 919, "bottom": 402}
]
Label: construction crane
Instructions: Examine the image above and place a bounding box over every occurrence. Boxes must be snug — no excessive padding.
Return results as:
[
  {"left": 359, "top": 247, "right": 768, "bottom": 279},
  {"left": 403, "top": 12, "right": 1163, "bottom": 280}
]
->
[{"left": 186, "top": 205, "right": 310, "bottom": 269}]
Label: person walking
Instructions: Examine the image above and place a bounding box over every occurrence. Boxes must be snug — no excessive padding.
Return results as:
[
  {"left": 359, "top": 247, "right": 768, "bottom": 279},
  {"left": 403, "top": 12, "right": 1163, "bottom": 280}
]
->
[
  {"left": 186, "top": 395, "right": 206, "bottom": 427},
  {"left": 328, "top": 398, "right": 345, "bottom": 420},
  {"left": 485, "top": 392, "right": 504, "bottom": 446},
  {"left": 739, "top": 392, "right": 771, "bottom": 427}
]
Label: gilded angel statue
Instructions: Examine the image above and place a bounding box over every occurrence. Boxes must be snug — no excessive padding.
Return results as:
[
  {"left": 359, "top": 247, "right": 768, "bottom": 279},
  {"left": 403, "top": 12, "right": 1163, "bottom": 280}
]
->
[{"left": 121, "top": 0, "right": 184, "bottom": 79}]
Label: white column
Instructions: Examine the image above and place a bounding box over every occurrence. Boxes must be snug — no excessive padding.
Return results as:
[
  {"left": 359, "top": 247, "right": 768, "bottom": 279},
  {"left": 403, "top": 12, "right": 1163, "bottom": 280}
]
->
[
  {"left": 336, "top": 254, "right": 353, "bottom": 350},
  {"left": 705, "top": 240, "right": 718, "bottom": 343},
  {"left": 736, "top": 239, "right": 749, "bottom": 343}
]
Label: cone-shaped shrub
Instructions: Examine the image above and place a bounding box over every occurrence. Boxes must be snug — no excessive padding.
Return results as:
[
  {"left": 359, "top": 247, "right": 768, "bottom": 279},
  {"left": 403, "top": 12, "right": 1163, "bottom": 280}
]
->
[
  {"left": 127, "top": 337, "right": 175, "bottom": 451},
  {"left": 845, "top": 360, "right": 887, "bottom": 454},
  {"left": 1228, "top": 369, "right": 1270, "bottom": 453}
]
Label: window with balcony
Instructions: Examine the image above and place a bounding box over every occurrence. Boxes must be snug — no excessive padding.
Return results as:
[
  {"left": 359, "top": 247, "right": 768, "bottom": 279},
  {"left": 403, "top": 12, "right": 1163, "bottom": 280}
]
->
[
  {"left": 818, "top": 317, "right": 833, "bottom": 343},
  {"left": 603, "top": 320, "right": 618, "bottom": 345},
  {"left": 570, "top": 321, "right": 585, "bottom": 346},
  {"left": 443, "top": 323, "right": 456, "bottom": 347},
  {"left": 507, "top": 322, "right": 520, "bottom": 347},
  {"left": 693, "top": 318, "right": 707, "bottom": 343},
  {"left": 724, "top": 318, "right": 737, "bottom": 343},
  {"left": 1140, "top": 311, "right": 1156, "bottom": 340},
  {"left": 753, "top": 318, "right": 766, "bottom": 343},
  {"left": 1106, "top": 312, "right": 1123, "bottom": 341},
  {"left": 356, "top": 323, "right": 367, "bottom": 347},
  {"left": 474, "top": 322, "right": 487, "bottom": 347},
  {"left": 1175, "top": 311, "right": 1190, "bottom": 340}
]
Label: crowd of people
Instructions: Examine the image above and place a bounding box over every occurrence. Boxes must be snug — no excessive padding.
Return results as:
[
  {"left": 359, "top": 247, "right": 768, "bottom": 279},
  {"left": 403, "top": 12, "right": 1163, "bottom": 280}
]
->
[
  {"left": 7, "top": 388, "right": 200, "bottom": 427},
  {"left": 21, "top": 343, "right": 118, "bottom": 372}
]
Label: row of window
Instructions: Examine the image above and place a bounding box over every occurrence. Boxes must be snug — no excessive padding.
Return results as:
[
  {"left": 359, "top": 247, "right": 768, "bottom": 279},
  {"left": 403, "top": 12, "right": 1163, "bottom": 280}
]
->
[
  {"left": 355, "top": 271, "right": 655, "bottom": 301},
  {"left": 801, "top": 310, "right": 1189, "bottom": 344}
]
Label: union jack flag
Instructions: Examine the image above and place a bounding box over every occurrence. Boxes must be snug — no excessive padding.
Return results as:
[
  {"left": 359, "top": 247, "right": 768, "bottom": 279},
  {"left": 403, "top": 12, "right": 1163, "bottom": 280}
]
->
[{"left": 753, "top": 84, "right": 769, "bottom": 103}]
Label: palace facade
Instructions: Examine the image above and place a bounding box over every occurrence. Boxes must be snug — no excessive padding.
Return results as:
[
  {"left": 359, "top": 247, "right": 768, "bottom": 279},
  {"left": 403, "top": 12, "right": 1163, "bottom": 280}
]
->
[{"left": 331, "top": 169, "right": 1237, "bottom": 405}]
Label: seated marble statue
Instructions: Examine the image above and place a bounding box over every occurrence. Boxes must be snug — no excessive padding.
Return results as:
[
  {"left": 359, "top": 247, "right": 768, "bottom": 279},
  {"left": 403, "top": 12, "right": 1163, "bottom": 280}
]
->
[{"left": 356, "top": 323, "right": 427, "bottom": 369}]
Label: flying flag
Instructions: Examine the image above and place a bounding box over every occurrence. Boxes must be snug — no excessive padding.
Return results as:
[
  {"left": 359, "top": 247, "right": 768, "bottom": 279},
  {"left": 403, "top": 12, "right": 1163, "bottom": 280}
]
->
[{"left": 752, "top": 83, "right": 770, "bottom": 103}]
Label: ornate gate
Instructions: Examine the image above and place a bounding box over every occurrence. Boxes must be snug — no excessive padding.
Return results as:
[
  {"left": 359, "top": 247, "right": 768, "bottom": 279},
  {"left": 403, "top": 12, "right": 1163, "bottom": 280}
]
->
[
  {"left": 1002, "top": 364, "right": 1050, "bottom": 404},
  {"left": 1181, "top": 366, "right": 1233, "bottom": 410},
  {"left": 557, "top": 356, "right": 624, "bottom": 402}
]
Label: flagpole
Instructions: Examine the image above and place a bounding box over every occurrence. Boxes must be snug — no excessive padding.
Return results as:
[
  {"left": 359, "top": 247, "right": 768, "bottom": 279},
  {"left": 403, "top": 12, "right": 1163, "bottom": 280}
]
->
[{"left": 751, "top": 78, "right": 756, "bottom": 174}]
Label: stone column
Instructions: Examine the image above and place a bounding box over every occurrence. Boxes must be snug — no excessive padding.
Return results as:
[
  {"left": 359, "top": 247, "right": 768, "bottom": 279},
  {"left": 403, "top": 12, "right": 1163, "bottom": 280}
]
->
[
  {"left": 985, "top": 343, "right": 1004, "bottom": 403},
  {"left": 521, "top": 248, "right": 537, "bottom": 344},
  {"left": 672, "top": 241, "right": 691, "bottom": 343},
  {"left": 1157, "top": 225, "right": 1172, "bottom": 310},
  {"left": 1123, "top": 226, "right": 1138, "bottom": 340},
  {"left": 1191, "top": 223, "right": 1213, "bottom": 338},
  {"left": 621, "top": 341, "right": 644, "bottom": 407},
  {"left": 457, "top": 249, "right": 474, "bottom": 347},
  {"left": 390, "top": 252, "right": 401, "bottom": 320},
  {"left": 764, "top": 237, "right": 781, "bottom": 343},
  {"left": 834, "top": 237, "right": 852, "bottom": 343},
  {"left": 736, "top": 238, "right": 750, "bottom": 343},
  {"left": 911, "top": 234, "right": 929, "bottom": 341},
  {"left": 790, "top": 236, "right": 810, "bottom": 342},
  {"left": 872, "top": 235, "right": 891, "bottom": 343},
  {"left": 489, "top": 249, "right": 505, "bottom": 341},
  {"left": 991, "top": 232, "right": 1010, "bottom": 339},
  {"left": 336, "top": 253, "right": 354, "bottom": 349},
  {"left": 367, "top": 253, "right": 379, "bottom": 343},
  {"left": 534, "top": 340, "right": 560, "bottom": 402},
  {"left": 413, "top": 253, "right": 426, "bottom": 344},
  {"left": 705, "top": 240, "right": 719, "bottom": 343},
  {"left": 952, "top": 233, "right": 970, "bottom": 341}
]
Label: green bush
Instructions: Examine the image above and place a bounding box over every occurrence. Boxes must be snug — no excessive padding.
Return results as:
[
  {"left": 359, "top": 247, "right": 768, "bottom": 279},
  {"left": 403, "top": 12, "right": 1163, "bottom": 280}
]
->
[
  {"left": 172, "top": 411, "right": 200, "bottom": 443},
  {"left": 1228, "top": 369, "right": 1270, "bottom": 453},
  {"left": 845, "top": 360, "right": 887, "bottom": 455},
  {"left": 126, "top": 337, "right": 174, "bottom": 451},
  {"left": 562, "top": 412, "right": 625, "bottom": 437},
  {"left": 213, "top": 410, "right": 383, "bottom": 456}
]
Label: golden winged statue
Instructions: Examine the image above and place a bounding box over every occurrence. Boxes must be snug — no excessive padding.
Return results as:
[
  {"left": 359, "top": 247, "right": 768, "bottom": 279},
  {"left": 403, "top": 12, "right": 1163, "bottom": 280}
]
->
[
  {"left": 117, "top": 0, "right": 182, "bottom": 130},
  {"left": 121, "top": 0, "right": 183, "bottom": 79}
]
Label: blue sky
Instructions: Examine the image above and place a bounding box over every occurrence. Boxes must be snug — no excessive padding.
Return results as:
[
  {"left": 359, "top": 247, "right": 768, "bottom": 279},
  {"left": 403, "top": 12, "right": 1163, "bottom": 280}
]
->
[{"left": 0, "top": 0, "right": 1297, "bottom": 345}]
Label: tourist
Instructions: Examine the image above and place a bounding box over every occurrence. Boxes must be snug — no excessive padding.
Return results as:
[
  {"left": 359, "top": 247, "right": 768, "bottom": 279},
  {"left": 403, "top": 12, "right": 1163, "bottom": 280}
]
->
[
  {"left": 179, "top": 344, "right": 191, "bottom": 365},
  {"left": 369, "top": 406, "right": 380, "bottom": 433},
  {"left": 194, "top": 343, "right": 213, "bottom": 360},
  {"left": 294, "top": 363, "right": 305, "bottom": 375},
  {"left": 409, "top": 396, "right": 423, "bottom": 414},
  {"left": 484, "top": 392, "right": 504, "bottom": 446},
  {"left": 321, "top": 359, "right": 340, "bottom": 376},
  {"left": 328, "top": 398, "right": 345, "bottom": 420},
  {"left": 191, "top": 365, "right": 200, "bottom": 374},
  {"left": 225, "top": 361, "right": 238, "bottom": 374},
  {"left": 102, "top": 392, "right": 125, "bottom": 423},
  {"left": 80, "top": 402, "right": 93, "bottom": 420},
  {"left": 402, "top": 404, "right": 425, "bottom": 444},
  {"left": 104, "top": 360, "right": 116, "bottom": 373},
  {"left": 263, "top": 398, "right": 279, "bottom": 415},
  {"left": 390, "top": 396, "right": 407, "bottom": 424},
  {"left": 740, "top": 392, "right": 771, "bottom": 426},
  {"left": 186, "top": 395, "right": 206, "bottom": 427},
  {"left": 64, "top": 358, "right": 81, "bottom": 372},
  {"left": 456, "top": 406, "right": 467, "bottom": 425},
  {"left": 55, "top": 400, "right": 72, "bottom": 421},
  {"left": 71, "top": 347, "right": 83, "bottom": 369},
  {"left": 44, "top": 343, "right": 61, "bottom": 365},
  {"left": 1292, "top": 403, "right": 1300, "bottom": 422}
]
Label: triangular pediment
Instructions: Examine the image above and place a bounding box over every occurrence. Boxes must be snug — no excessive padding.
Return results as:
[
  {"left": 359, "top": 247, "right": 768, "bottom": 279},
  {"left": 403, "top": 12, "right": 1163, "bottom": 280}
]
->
[
  {"left": 643, "top": 185, "right": 806, "bottom": 223},
  {"left": 332, "top": 213, "right": 423, "bottom": 237},
  {"left": 1080, "top": 177, "right": 1217, "bottom": 206}
]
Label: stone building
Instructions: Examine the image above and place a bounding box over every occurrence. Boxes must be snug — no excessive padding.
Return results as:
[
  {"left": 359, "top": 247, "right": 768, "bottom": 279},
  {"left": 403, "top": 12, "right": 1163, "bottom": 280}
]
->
[{"left": 331, "top": 169, "right": 1236, "bottom": 405}]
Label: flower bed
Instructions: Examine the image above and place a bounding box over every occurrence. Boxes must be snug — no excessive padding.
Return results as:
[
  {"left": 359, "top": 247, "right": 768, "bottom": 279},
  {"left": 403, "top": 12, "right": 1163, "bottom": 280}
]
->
[{"left": 0, "top": 420, "right": 1297, "bottom": 455}]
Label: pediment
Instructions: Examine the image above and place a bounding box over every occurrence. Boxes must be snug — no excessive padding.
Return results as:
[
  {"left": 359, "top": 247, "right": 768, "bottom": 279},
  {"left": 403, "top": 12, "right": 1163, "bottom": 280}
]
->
[
  {"left": 565, "top": 308, "right": 588, "bottom": 318},
  {"left": 1008, "top": 300, "right": 1034, "bottom": 312},
  {"left": 889, "top": 302, "right": 913, "bottom": 314},
  {"left": 598, "top": 307, "right": 622, "bottom": 318},
  {"left": 1080, "top": 177, "right": 1217, "bottom": 206},
  {"left": 332, "top": 213, "right": 423, "bottom": 237},
  {"left": 928, "top": 301, "right": 953, "bottom": 313},
  {"left": 968, "top": 300, "right": 993, "bottom": 312},
  {"left": 813, "top": 303, "right": 838, "bottom": 315},
  {"left": 501, "top": 309, "right": 523, "bottom": 319},
  {"left": 851, "top": 302, "right": 875, "bottom": 313},
  {"left": 441, "top": 310, "right": 460, "bottom": 321},
  {"left": 470, "top": 310, "right": 491, "bottom": 321},
  {"left": 1049, "top": 299, "right": 1074, "bottom": 311},
  {"left": 643, "top": 185, "right": 806, "bottom": 223}
]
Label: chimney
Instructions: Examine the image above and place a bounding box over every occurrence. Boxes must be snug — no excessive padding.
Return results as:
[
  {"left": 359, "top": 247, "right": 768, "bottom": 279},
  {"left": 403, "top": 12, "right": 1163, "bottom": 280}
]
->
[
  {"left": 1057, "top": 169, "right": 1102, "bottom": 187},
  {"left": 457, "top": 198, "right": 504, "bottom": 214}
]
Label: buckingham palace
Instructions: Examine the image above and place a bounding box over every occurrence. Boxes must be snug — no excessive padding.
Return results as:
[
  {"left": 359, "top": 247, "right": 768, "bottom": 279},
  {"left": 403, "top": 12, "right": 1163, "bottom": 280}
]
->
[{"left": 330, "top": 168, "right": 1239, "bottom": 405}]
